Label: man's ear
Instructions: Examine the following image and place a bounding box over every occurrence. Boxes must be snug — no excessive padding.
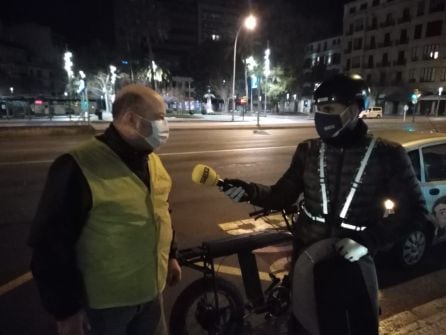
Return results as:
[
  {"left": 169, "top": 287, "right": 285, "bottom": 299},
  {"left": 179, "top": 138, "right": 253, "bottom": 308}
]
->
[{"left": 122, "top": 109, "right": 136, "bottom": 124}]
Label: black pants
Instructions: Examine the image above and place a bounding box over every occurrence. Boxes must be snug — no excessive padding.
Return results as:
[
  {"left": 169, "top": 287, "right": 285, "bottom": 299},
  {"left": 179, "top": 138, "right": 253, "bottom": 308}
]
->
[{"left": 313, "top": 256, "right": 379, "bottom": 335}]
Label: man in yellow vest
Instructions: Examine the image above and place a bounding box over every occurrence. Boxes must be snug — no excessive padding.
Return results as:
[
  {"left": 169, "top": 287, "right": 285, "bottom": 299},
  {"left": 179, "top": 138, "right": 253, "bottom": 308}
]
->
[{"left": 28, "top": 84, "right": 181, "bottom": 335}]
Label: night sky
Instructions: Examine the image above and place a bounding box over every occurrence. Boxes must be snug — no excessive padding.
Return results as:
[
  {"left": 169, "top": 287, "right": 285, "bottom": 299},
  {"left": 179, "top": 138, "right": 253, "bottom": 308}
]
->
[
  {"left": 1, "top": 0, "right": 114, "bottom": 48},
  {"left": 1, "top": 0, "right": 345, "bottom": 49}
]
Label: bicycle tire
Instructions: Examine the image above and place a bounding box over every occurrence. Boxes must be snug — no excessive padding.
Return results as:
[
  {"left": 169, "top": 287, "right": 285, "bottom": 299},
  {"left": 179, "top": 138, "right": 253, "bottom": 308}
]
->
[{"left": 169, "top": 276, "right": 245, "bottom": 335}]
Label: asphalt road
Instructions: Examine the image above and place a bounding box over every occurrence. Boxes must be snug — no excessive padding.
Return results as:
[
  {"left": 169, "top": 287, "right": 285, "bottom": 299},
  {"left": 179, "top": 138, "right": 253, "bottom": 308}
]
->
[{"left": 1, "top": 119, "right": 446, "bottom": 334}]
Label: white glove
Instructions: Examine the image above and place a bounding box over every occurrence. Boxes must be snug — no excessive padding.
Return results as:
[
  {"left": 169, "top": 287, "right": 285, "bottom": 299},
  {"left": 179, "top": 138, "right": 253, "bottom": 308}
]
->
[
  {"left": 335, "top": 238, "right": 368, "bottom": 262},
  {"left": 224, "top": 186, "right": 247, "bottom": 202}
]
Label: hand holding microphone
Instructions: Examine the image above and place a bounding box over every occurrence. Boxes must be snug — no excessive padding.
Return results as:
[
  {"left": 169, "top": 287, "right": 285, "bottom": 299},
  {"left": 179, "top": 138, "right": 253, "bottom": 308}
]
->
[
  {"left": 223, "top": 179, "right": 251, "bottom": 202},
  {"left": 191, "top": 164, "right": 253, "bottom": 202}
]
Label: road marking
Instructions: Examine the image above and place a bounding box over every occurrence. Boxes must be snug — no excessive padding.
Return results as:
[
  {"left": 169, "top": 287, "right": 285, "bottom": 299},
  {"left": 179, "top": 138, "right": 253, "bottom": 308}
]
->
[
  {"left": 218, "top": 213, "right": 287, "bottom": 235},
  {"left": 158, "top": 145, "right": 296, "bottom": 157},
  {"left": 0, "top": 145, "right": 295, "bottom": 166},
  {"left": 216, "top": 215, "right": 292, "bottom": 280},
  {"left": 206, "top": 263, "right": 273, "bottom": 282},
  {"left": 0, "top": 216, "right": 289, "bottom": 294},
  {"left": 0, "top": 272, "right": 33, "bottom": 297}
]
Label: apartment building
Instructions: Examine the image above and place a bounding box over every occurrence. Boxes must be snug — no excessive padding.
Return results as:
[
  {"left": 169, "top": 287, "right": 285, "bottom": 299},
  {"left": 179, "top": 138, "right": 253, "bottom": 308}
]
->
[
  {"left": 0, "top": 23, "right": 65, "bottom": 96},
  {"left": 197, "top": 0, "right": 244, "bottom": 43},
  {"left": 343, "top": 0, "right": 446, "bottom": 115},
  {"left": 302, "top": 36, "right": 343, "bottom": 96},
  {"left": 114, "top": 0, "right": 245, "bottom": 72}
]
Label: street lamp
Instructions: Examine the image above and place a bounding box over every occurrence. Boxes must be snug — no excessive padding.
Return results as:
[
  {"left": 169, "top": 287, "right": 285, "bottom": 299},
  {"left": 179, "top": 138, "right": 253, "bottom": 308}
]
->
[
  {"left": 9, "top": 87, "right": 14, "bottom": 95},
  {"left": 231, "top": 14, "right": 257, "bottom": 121}
]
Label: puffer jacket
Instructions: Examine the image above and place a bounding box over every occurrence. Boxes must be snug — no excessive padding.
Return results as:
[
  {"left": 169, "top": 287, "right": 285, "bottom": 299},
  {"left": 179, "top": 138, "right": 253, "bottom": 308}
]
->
[{"left": 249, "top": 121, "right": 428, "bottom": 253}]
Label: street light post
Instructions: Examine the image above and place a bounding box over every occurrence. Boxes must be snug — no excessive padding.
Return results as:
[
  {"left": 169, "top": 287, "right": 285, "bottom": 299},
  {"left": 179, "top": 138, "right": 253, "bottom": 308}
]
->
[
  {"left": 436, "top": 86, "right": 443, "bottom": 117},
  {"left": 245, "top": 56, "right": 258, "bottom": 114},
  {"left": 263, "top": 47, "right": 270, "bottom": 115},
  {"left": 231, "top": 14, "right": 257, "bottom": 122}
]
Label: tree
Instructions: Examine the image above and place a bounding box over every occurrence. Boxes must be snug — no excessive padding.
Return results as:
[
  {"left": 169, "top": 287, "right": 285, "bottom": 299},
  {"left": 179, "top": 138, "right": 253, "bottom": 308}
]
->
[
  {"left": 257, "top": 0, "right": 338, "bottom": 94},
  {"left": 186, "top": 40, "right": 233, "bottom": 100},
  {"left": 263, "top": 66, "right": 293, "bottom": 113},
  {"left": 134, "top": 61, "right": 171, "bottom": 92},
  {"left": 209, "top": 78, "right": 231, "bottom": 112},
  {"left": 88, "top": 66, "right": 118, "bottom": 116}
]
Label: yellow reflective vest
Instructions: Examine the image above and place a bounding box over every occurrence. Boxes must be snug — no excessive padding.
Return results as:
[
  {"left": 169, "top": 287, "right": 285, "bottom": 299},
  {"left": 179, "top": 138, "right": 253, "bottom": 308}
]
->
[{"left": 70, "top": 138, "right": 172, "bottom": 309}]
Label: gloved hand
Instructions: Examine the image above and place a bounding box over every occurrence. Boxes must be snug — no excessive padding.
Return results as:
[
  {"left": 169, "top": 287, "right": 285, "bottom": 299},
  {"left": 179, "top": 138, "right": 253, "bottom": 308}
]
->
[
  {"left": 222, "top": 178, "right": 253, "bottom": 203},
  {"left": 335, "top": 238, "right": 368, "bottom": 262}
]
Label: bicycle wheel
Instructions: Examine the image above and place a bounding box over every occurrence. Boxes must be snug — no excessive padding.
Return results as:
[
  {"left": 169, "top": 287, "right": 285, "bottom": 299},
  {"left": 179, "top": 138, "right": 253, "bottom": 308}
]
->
[{"left": 170, "top": 276, "right": 245, "bottom": 335}]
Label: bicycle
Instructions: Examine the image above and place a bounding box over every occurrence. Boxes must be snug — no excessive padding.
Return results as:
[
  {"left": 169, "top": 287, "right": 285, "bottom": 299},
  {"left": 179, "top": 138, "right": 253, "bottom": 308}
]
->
[{"left": 169, "top": 208, "right": 296, "bottom": 335}]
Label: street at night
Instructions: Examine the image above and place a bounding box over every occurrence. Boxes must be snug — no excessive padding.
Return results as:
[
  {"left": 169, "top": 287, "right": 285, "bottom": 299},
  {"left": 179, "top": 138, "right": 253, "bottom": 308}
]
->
[
  {"left": 1, "top": 0, "right": 446, "bottom": 333},
  {"left": 1, "top": 118, "right": 446, "bottom": 334}
]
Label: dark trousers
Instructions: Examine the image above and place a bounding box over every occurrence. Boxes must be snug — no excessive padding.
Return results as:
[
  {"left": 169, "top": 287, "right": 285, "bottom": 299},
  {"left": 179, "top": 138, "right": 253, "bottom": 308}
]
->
[
  {"left": 314, "top": 257, "right": 379, "bottom": 335},
  {"left": 86, "top": 296, "right": 167, "bottom": 335}
]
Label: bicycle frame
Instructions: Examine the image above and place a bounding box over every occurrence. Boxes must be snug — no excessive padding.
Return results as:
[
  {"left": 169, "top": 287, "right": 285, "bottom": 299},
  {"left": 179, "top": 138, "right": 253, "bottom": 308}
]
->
[{"left": 177, "top": 228, "right": 294, "bottom": 312}]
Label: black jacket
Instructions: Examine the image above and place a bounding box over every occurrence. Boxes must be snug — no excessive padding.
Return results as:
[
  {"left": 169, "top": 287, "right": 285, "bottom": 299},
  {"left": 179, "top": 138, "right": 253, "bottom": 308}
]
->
[
  {"left": 28, "top": 124, "right": 177, "bottom": 320},
  {"left": 249, "top": 120, "right": 428, "bottom": 253}
]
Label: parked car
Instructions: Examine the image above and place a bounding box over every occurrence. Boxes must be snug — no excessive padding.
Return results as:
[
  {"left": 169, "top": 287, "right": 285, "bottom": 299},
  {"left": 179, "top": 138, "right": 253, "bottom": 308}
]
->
[
  {"left": 373, "top": 130, "right": 446, "bottom": 267},
  {"left": 360, "top": 106, "right": 383, "bottom": 118}
]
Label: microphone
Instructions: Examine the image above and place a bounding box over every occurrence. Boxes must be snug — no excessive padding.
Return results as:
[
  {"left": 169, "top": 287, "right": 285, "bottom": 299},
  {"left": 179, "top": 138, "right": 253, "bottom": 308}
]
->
[{"left": 191, "top": 164, "right": 225, "bottom": 187}]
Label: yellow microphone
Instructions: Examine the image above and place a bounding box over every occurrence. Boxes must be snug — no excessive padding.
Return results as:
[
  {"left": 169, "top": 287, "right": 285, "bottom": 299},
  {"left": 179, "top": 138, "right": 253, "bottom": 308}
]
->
[{"left": 192, "top": 164, "right": 225, "bottom": 187}]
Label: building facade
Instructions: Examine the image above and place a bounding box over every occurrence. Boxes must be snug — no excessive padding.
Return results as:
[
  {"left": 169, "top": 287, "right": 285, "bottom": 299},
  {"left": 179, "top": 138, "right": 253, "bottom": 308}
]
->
[
  {"left": 343, "top": 0, "right": 446, "bottom": 115},
  {"left": 113, "top": 0, "right": 245, "bottom": 73},
  {"left": 302, "top": 36, "right": 343, "bottom": 97},
  {"left": 197, "top": 0, "right": 244, "bottom": 43},
  {"left": 0, "top": 23, "right": 65, "bottom": 97}
]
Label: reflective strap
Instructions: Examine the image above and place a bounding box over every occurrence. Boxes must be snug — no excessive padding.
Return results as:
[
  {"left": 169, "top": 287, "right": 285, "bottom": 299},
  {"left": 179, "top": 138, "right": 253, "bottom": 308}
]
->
[
  {"left": 341, "top": 222, "right": 367, "bottom": 231},
  {"left": 319, "top": 142, "right": 329, "bottom": 215},
  {"left": 339, "top": 138, "right": 377, "bottom": 219},
  {"left": 301, "top": 204, "right": 326, "bottom": 223}
]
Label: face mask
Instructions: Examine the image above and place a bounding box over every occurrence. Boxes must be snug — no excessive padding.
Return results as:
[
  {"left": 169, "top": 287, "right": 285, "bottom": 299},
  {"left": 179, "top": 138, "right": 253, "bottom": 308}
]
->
[
  {"left": 314, "top": 106, "right": 353, "bottom": 139},
  {"left": 134, "top": 114, "right": 169, "bottom": 149}
]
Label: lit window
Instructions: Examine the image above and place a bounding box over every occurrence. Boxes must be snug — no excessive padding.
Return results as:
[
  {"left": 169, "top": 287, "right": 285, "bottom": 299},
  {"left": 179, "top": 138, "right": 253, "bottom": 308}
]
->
[{"left": 211, "top": 34, "right": 221, "bottom": 41}]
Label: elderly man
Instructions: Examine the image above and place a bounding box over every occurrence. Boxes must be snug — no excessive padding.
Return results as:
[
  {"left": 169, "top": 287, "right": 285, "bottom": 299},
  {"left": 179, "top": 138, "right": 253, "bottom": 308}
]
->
[{"left": 29, "top": 84, "right": 181, "bottom": 335}]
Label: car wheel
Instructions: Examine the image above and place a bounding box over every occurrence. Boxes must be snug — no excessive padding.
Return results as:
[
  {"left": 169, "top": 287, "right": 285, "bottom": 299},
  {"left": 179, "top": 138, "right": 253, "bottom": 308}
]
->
[
  {"left": 376, "top": 114, "right": 382, "bottom": 118},
  {"left": 395, "top": 230, "right": 427, "bottom": 268}
]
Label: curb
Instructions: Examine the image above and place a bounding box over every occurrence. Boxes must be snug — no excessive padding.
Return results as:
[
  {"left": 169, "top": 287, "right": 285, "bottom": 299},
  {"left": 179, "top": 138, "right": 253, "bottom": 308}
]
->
[
  {"left": 380, "top": 296, "right": 446, "bottom": 334},
  {"left": 0, "top": 124, "right": 95, "bottom": 137}
]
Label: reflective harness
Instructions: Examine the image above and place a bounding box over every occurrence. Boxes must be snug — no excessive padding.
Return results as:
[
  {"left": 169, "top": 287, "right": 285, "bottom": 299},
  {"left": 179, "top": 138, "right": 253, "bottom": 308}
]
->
[{"left": 302, "top": 137, "right": 377, "bottom": 231}]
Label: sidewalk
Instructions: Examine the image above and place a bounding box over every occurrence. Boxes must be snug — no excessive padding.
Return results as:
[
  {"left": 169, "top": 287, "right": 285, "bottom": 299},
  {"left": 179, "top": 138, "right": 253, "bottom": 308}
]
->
[
  {"left": 380, "top": 296, "right": 446, "bottom": 334},
  {"left": 0, "top": 113, "right": 317, "bottom": 137},
  {"left": 0, "top": 113, "right": 417, "bottom": 134},
  {"left": 0, "top": 113, "right": 316, "bottom": 128}
]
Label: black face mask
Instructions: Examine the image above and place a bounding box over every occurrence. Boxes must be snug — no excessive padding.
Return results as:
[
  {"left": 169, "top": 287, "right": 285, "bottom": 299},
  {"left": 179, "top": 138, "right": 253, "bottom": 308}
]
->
[{"left": 314, "top": 107, "right": 352, "bottom": 139}]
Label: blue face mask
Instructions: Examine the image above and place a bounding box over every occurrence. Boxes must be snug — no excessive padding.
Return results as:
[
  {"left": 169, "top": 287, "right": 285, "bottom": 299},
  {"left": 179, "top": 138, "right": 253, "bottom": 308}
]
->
[{"left": 314, "top": 106, "right": 352, "bottom": 139}]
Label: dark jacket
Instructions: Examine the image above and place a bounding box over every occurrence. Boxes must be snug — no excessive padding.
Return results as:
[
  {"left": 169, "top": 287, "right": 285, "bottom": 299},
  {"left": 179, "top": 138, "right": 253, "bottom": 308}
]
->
[
  {"left": 28, "top": 124, "right": 177, "bottom": 320},
  {"left": 248, "top": 120, "right": 428, "bottom": 253}
]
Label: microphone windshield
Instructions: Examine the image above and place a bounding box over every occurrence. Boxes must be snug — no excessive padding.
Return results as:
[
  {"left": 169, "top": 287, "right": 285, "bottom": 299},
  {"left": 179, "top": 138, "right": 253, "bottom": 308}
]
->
[{"left": 192, "top": 164, "right": 220, "bottom": 186}]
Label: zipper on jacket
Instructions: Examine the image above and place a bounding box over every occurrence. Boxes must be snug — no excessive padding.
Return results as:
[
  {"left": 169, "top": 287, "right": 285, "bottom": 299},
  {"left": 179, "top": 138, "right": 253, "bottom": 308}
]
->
[{"left": 330, "top": 147, "right": 345, "bottom": 235}]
